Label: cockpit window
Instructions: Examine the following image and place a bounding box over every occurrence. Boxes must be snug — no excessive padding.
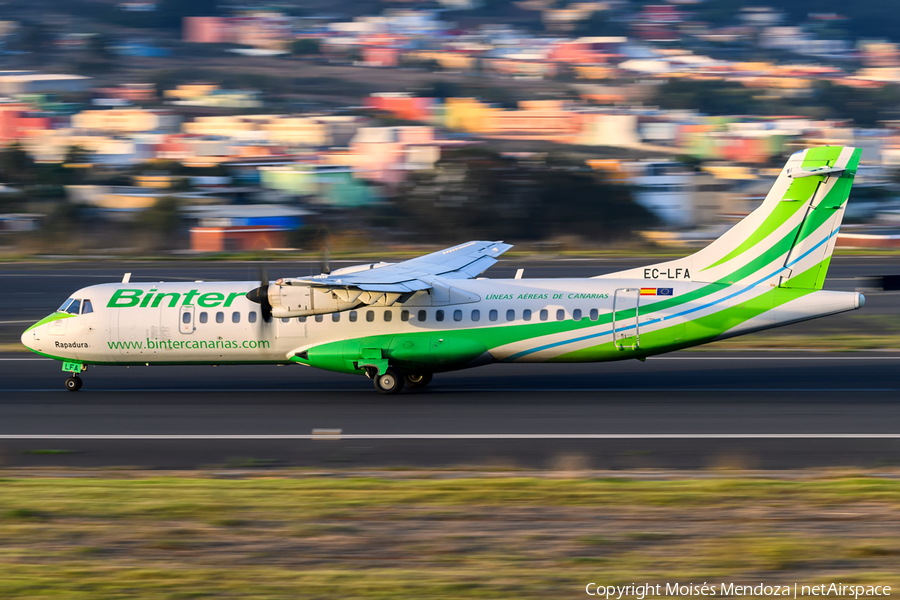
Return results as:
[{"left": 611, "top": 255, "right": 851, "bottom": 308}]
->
[{"left": 57, "top": 298, "right": 91, "bottom": 315}]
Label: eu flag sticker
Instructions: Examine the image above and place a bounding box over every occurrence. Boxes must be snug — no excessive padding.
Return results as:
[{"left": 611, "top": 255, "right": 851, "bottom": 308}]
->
[{"left": 657, "top": 288, "right": 674, "bottom": 296}]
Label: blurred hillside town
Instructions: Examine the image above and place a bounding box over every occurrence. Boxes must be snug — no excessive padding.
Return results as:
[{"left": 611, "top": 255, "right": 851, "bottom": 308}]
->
[{"left": 1, "top": 0, "right": 900, "bottom": 254}]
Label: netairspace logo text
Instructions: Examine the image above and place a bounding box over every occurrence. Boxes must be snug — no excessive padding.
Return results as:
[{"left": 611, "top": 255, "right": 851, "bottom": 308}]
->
[{"left": 586, "top": 583, "right": 892, "bottom": 599}]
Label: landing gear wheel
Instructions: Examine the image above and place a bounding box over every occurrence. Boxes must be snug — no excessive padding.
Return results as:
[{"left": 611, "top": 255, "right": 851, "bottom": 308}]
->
[
  {"left": 374, "top": 368, "right": 404, "bottom": 395},
  {"left": 64, "top": 376, "right": 82, "bottom": 392},
  {"left": 404, "top": 373, "right": 433, "bottom": 389}
]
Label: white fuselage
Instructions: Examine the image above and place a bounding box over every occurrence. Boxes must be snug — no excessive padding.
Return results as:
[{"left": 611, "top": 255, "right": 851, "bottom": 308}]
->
[{"left": 23, "top": 277, "right": 862, "bottom": 368}]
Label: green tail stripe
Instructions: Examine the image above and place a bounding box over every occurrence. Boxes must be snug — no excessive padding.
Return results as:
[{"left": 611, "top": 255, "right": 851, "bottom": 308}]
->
[
  {"left": 781, "top": 256, "right": 832, "bottom": 290},
  {"left": 702, "top": 146, "right": 849, "bottom": 272},
  {"left": 813, "top": 255, "right": 833, "bottom": 290},
  {"left": 703, "top": 194, "right": 808, "bottom": 271}
]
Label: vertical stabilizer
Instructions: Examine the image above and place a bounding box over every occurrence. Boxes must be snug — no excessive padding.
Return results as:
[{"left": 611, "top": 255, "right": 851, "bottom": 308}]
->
[{"left": 598, "top": 146, "right": 860, "bottom": 290}]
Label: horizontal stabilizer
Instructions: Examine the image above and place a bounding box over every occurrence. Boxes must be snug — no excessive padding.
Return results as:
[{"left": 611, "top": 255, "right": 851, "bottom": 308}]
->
[{"left": 788, "top": 166, "right": 846, "bottom": 179}]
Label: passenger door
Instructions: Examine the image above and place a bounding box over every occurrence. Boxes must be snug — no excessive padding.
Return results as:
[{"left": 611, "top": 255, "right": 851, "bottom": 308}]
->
[{"left": 612, "top": 288, "right": 640, "bottom": 350}]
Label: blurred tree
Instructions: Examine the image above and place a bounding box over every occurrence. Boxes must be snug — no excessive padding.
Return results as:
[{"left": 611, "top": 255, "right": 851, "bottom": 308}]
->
[
  {"left": 289, "top": 225, "right": 331, "bottom": 253},
  {"left": 392, "top": 148, "right": 654, "bottom": 243},
  {"left": 577, "top": 10, "right": 619, "bottom": 36},
  {"left": 814, "top": 82, "right": 900, "bottom": 128},
  {"left": 428, "top": 80, "right": 460, "bottom": 99},
  {"left": 157, "top": 0, "right": 220, "bottom": 29},
  {"left": 0, "top": 143, "right": 37, "bottom": 186},
  {"left": 12, "top": 21, "right": 51, "bottom": 55},
  {"left": 64, "top": 146, "right": 92, "bottom": 166},
  {"left": 142, "top": 196, "right": 181, "bottom": 234},
  {"left": 40, "top": 201, "right": 83, "bottom": 244},
  {"left": 653, "top": 79, "right": 758, "bottom": 116},
  {"left": 88, "top": 33, "right": 111, "bottom": 60},
  {"left": 291, "top": 39, "right": 321, "bottom": 56},
  {"left": 170, "top": 177, "right": 192, "bottom": 192}
]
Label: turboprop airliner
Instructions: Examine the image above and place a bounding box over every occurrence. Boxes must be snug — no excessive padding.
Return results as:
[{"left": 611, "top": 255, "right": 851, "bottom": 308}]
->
[{"left": 22, "top": 146, "right": 865, "bottom": 393}]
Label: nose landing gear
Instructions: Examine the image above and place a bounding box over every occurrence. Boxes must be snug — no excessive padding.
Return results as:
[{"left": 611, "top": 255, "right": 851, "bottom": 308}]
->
[
  {"left": 61, "top": 361, "right": 86, "bottom": 392},
  {"left": 64, "top": 376, "right": 83, "bottom": 392}
]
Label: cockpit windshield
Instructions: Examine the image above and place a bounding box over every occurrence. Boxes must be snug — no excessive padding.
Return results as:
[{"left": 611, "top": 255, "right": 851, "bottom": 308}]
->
[{"left": 57, "top": 298, "right": 86, "bottom": 315}]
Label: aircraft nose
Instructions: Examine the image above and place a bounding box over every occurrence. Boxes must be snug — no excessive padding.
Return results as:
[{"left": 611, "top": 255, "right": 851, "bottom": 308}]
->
[{"left": 20, "top": 327, "right": 34, "bottom": 351}]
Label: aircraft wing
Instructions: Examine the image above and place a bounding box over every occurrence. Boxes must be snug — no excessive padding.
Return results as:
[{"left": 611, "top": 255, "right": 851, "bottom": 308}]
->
[{"left": 278, "top": 241, "right": 513, "bottom": 292}]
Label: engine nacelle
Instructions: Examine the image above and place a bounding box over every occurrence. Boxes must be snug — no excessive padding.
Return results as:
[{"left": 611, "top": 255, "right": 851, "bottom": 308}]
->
[{"left": 268, "top": 284, "right": 362, "bottom": 318}]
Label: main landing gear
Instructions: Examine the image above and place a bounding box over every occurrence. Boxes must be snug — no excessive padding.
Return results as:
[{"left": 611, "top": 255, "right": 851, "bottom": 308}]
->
[
  {"left": 373, "top": 368, "right": 404, "bottom": 394},
  {"left": 369, "top": 368, "right": 434, "bottom": 394},
  {"left": 404, "top": 373, "right": 433, "bottom": 389},
  {"left": 64, "top": 375, "right": 83, "bottom": 392}
]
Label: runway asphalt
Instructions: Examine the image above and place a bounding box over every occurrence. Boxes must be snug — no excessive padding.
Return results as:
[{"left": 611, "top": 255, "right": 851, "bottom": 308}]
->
[
  {"left": 1, "top": 353, "right": 899, "bottom": 470},
  {"left": 2, "top": 257, "right": 899, "bottom": 470}
]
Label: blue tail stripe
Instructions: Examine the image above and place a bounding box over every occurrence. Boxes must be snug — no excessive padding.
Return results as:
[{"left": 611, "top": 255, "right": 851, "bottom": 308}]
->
[{"left": 505, "top": 228, "right": 839, "bottom": 361}]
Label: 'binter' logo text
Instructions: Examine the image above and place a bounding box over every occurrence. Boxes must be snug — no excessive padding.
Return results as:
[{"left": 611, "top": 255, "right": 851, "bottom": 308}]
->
[{"left": 107, "top": 289, "right": 247, "bottom": 309}]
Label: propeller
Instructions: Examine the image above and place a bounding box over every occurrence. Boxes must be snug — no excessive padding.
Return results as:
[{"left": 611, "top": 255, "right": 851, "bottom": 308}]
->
[
  {"left": 246, "top": 264, "right": 273, "bottom": 322},
  {"left": 320, "top": 247, "right": 331, "bottom": 276}
]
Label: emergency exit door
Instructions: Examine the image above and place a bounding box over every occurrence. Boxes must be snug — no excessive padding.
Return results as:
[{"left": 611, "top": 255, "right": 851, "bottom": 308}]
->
[{"left": 179, "top": 305, "right": 195, "bottom": 334}]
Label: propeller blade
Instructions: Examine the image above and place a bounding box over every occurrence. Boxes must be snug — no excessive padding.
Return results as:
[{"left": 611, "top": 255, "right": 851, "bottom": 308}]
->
[{"left": 320, "top": 248, "right": 331, "bottom": 276}]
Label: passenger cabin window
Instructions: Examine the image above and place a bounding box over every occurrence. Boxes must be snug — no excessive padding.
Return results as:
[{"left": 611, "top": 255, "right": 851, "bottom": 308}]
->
[
  {"left": 182, "top": 312, "right": 191, "bottom": 324},
  {"left": 489, "top": 309, "right": 498, "bottom": 321},
  {"left": 82, "top": 299, "right": 93, "bottom": 314},
  {"left": 539, "top": 309, "right": 548, "bottom": 321},
  {"left": 366, "top": 311, "right": 374, "bottom": 322},
  {"left": 299, "top": 316, "right": 307, "bottom": 323},
  {"left": 436, "top": 310, "right": 445, "bottom": 322},
  {"left": 348, "top": 312, "right": 356, "bottom": 322},
  {"left": 523, "top": 309, "right": 532, "bottom": 321},
  {"left": 248, "top": 312, "right": 257, "bottom": 323},
  {"left": 384, "top": 311, "right": 392, "bottom": 322},
  {"left": 471, "top": 310, "right": 480, "bottom": 322},
  {"left": 573, "top": 309, "right": 582, "bottom": 321},
  {"left": 506, "top": 309, "right": 515, "bottom": 321},
  {"left": 418, "top": 310, "right": 427, "bottom": 322},
  {"left": 199, "top": 312, "right": 208, "bottom": 324},
  {"left": 282, "top": 318, "right": 290, "bottom": 324},
  {"left": 216, "top": 312, "right": 224, "bottom": 324},
  {"left": 590, "top": 308, "right": 599, "bottom": 321},
  {"left": 332, "top": 313, "right": 340, "bottom": 322},
  {"left": 401, "top": 310, "right": 410, "bottom": 322},
  {"left": 453, "top": 309, "right": 462, "bottom": 322},
  {"left": 315, "top": 314, "right": 324, "bottom": 323},
  {"left": 556, "top": 309, "right": 565, "bottom": 321},
  {"left": 232, "top": 312, "right": 240, "bottom": 323}
]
